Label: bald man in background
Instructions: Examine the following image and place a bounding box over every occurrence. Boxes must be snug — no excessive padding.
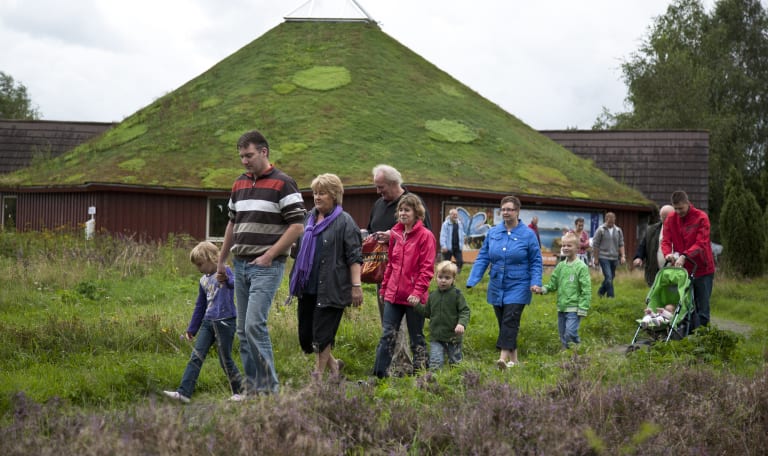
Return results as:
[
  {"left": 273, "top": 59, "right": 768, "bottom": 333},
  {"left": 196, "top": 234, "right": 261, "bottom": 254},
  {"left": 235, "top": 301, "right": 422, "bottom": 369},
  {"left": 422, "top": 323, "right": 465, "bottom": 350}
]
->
[{"left": 633, "top": 205, "right": 674, "bottom": 287}]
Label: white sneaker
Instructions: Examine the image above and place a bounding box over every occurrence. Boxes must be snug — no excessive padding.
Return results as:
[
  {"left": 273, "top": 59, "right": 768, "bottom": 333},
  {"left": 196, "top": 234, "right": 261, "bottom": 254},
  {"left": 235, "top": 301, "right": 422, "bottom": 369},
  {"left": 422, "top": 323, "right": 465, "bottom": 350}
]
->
[
  {"left": 228, "top": 393, "right": 247, "bottom": 402},
  {"left": 506, "top": 361, "right": 517, "bottom": 368},
  {"left": 162, "top": 390, "right": 190, "bottom": 403}
]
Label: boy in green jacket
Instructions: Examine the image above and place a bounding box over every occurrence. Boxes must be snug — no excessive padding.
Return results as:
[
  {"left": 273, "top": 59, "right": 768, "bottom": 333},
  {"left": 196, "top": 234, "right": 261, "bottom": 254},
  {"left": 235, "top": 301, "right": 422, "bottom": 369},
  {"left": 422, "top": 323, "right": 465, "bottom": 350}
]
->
[
  {"left": 534, "top": 232, "right": 591, "bottom": 349},
  {"left": 418, "top": 261, "right": 471, "bottom": 370}
]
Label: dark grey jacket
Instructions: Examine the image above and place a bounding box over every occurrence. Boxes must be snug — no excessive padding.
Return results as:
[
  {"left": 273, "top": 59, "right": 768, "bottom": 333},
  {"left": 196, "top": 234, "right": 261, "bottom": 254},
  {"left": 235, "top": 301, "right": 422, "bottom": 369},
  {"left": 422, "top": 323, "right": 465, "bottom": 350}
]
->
[{"left": 290, "top": 208, "right": 363, "bottom": 308}]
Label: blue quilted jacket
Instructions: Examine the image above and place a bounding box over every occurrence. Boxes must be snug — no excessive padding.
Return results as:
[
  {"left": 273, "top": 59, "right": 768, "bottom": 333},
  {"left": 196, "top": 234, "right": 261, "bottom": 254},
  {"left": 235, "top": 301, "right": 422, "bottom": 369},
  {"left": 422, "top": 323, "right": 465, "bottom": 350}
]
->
[{"left": 466, "top": 221, "right": 542, "bottom": 306}]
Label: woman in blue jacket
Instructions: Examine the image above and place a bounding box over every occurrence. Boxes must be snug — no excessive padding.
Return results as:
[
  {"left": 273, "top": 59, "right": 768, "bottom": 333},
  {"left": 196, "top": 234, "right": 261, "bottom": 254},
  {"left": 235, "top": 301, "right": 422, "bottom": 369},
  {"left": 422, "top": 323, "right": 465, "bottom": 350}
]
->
[{"left": 466, "top": 196, "right": 542, "bottom": 369}]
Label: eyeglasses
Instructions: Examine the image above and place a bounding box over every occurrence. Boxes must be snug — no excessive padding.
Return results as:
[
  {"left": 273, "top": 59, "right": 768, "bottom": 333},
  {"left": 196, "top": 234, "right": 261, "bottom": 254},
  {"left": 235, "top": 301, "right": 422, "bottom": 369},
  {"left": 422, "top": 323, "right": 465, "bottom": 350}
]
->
[{"left": 500, "top": 207, "right": 518, "bottom": 212}]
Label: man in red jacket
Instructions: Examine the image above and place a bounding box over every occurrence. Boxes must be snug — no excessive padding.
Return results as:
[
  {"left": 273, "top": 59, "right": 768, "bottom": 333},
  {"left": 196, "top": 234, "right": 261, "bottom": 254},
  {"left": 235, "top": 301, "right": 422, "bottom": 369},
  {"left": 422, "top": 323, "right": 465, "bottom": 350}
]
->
[{"left": 661, "top": 190, "right": 715, "bottom": 329}]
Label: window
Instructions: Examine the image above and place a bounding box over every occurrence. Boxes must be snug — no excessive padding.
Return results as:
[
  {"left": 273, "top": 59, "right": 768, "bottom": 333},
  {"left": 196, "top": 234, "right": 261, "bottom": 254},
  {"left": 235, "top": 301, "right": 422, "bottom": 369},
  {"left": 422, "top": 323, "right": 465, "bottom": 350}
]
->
[{"left": 207, "top": 198, "right": 229, "bottom": 240}]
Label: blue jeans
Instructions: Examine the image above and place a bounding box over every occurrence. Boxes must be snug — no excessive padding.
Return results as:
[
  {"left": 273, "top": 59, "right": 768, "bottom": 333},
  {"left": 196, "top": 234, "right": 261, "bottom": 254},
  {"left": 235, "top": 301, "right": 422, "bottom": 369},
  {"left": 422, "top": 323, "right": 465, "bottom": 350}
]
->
[
  {"left": 234, "top": 258, "right": 285, "bottom": 394},
  {"left": 558, "top": 312, "right": 581, "bottom": 348},
  {"left": 373, "top": 301, "right": 427, "bottom": 378},
  {"left": 598, "top": 258, "right": 618, "bottom": 297},
  {"left": 690, "top": 273, "right": 714, "bottom": 329},
  {"left": 178, "top": 318, "right": 241, "bottom": 398},
  {"left": 429, "top": 340, "right": 463, "bottom": 370}
]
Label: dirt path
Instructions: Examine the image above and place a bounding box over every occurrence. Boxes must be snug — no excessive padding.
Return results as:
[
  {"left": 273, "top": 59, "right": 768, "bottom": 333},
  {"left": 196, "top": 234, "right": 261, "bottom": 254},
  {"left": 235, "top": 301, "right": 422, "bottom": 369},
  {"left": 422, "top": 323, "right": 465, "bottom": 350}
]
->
[{"left": 710, "top": 317, "right": 752, "bottom": 336}]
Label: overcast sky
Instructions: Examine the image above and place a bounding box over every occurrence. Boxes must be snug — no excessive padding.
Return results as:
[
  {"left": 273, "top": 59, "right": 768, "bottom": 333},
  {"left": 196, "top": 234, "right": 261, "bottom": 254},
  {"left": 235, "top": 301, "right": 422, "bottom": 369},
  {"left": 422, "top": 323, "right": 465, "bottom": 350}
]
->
[{"left": 1, "top": 0, "right": 717, "bottom": 129}]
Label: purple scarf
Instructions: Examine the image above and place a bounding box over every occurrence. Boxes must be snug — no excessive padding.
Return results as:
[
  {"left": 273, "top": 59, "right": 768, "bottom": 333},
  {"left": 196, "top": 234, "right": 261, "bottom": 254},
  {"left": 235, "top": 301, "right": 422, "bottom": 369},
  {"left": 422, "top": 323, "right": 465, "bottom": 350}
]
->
[{"left": 289, "top": 205, "right": 343, "bottom": 296}]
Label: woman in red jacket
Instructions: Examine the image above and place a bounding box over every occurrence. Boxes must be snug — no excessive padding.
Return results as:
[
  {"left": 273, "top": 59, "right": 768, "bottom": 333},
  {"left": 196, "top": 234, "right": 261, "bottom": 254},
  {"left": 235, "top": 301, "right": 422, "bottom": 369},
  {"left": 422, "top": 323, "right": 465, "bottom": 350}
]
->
[{"left": 373, "top": 194, "right": 436, "bottom": 378}]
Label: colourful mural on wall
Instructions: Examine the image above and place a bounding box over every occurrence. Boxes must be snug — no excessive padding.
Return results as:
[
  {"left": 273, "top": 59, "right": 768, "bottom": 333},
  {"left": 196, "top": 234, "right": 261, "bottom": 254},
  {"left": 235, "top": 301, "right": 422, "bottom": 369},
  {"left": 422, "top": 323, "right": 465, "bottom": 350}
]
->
[{"left": 442, "top": 202, "right": 602, "bottom": 266}]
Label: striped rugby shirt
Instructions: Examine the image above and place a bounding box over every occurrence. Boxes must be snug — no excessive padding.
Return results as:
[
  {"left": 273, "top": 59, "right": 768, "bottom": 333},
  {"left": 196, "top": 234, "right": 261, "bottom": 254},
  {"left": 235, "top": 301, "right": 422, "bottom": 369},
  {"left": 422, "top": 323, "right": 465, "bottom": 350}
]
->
[{"left": 227, "top": 165, "right": 306, "bottom": 259}]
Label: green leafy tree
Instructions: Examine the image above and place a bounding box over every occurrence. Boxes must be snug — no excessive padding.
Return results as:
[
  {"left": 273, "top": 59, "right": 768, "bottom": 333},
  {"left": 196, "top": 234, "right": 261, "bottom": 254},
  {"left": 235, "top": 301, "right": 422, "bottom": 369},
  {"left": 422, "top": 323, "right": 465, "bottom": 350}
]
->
[
  {"left": 596, "top": 0, "right": 768, "bottom": 237},
  {"left": 0, "top": 71, "right": 40, "bottom": 119},
  {"left": 719, "top": 167, "right": 767, "bottom": 277}
]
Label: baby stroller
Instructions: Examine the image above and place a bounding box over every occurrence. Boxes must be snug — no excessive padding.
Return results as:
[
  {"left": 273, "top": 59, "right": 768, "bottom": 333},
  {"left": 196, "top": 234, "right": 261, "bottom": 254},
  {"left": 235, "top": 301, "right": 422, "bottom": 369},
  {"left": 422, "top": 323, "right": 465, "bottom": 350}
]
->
[{"left": 628, "top": 265, "right": 695, "bottom": 351}]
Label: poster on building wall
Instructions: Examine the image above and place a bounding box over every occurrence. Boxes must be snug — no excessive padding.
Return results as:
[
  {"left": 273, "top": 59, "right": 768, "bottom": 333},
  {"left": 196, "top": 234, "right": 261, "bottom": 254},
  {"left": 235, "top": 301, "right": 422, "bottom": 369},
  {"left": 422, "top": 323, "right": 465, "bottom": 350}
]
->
[
  {"left": 442, "top": 202, "right": 601, "bottom": 266},
  {"left": 441, "top": 203, "right": 495, "bottom": 262},
  {"left": 515, "top": 209, "right": 601, "bottom": 266}
]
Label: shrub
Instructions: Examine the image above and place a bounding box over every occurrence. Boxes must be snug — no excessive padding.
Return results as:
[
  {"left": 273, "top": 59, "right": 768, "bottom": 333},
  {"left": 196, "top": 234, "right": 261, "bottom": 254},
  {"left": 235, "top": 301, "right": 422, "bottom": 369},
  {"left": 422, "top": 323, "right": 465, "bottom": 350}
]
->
[{"left": 720, "top": 167, "right": 767, "bottom": 277}]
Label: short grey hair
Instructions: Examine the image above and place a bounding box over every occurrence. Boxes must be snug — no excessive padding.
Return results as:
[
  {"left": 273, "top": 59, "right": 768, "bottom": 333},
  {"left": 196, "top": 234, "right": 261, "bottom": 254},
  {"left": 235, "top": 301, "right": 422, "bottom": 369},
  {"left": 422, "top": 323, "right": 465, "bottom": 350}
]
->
[{"left": 372, "top": 164, "right": 403, "bottom": 186}]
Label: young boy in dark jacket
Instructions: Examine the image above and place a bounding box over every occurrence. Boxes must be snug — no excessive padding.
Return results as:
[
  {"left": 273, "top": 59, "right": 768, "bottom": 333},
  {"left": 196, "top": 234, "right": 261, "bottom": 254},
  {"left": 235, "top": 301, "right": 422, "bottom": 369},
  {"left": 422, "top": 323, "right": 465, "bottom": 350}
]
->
[{"left": 417, "top": 261, "right": 470, "bottom": 370}]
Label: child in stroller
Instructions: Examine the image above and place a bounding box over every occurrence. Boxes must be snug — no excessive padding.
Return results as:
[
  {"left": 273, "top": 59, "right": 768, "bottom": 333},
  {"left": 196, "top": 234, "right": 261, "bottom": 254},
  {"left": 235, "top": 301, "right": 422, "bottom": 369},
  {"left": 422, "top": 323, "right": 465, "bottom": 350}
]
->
[
  {"left": 629, "top": 266, "right": 694, "bottom": 350},
  {"left": 640, "top": 304, "right": 675, "bottom": 328}
]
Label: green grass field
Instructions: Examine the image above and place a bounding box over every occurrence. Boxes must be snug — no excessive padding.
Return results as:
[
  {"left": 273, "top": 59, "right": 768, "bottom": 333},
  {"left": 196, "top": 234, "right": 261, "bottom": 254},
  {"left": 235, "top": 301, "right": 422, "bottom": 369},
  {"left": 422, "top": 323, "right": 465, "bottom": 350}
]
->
[{"left": 1, "top": 231, "right": 766, "bottom": 454}]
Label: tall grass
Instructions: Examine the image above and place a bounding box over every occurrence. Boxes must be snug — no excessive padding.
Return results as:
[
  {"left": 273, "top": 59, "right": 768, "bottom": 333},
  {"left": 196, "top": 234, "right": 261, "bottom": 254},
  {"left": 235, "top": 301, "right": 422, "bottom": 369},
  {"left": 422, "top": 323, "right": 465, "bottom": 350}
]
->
[{"left": 1, "top": 230, "right": 766, "bottom": 454}]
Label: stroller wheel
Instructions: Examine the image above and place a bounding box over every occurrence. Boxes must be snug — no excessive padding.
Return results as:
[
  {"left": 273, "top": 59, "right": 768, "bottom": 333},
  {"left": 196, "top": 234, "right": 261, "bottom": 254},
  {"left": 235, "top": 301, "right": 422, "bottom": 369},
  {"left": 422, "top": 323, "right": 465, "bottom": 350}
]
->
[{"left": 625, "top": 344, "right": 641, "bottom": 355}]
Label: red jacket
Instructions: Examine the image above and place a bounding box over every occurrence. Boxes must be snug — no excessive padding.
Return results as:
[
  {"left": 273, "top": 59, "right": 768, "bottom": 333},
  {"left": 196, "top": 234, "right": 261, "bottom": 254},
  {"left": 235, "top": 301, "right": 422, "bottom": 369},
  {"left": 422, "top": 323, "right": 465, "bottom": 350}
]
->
[
  {"left": 380, "top": 220, "right": 436, "bottom": 306},
  {"left": 661, "top": 203, "right": 715, "bottom": 277}
]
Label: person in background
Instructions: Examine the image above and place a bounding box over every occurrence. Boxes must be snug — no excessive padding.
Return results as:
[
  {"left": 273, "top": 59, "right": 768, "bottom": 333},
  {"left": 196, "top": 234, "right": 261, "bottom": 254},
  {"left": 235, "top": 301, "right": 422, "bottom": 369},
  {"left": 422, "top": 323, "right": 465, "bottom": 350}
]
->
[
  {"left": 439, "top": 209, "right": 465, "bottom": 273},
  {"left": 217, "top": 129, "right": 305, "bottom": 398},
  {"left": 534, "top": 232, "right": 591, "bottom": 350},
  {"left": 373, "top": 194, "right": 436, "bottom": 378},
  {"left": 633, "top": 205, "right": 675, "bottom": 286},
  {"left": 288, "top": 174, "right": 363, "bottom": 381},
  {"left": 416, "top": 260, "right": 470, "bottom": 370},
  {"left": 163, "top": 241, "right": 241, "bottom": 403},
  {"left": 661, "top": 190, "right": 715, "bottom": 329},
  {"left": 591, "top": 212, "right": 625, "bottom": 298},
  {"left": 570, "top": 217, "right": 591, "bottom": 265},
  {"left": 467, "top": 196, "right": 542, "bottom": 370},
  {"left": 528, "top": 215, "right": 541, "bottom": 248}
]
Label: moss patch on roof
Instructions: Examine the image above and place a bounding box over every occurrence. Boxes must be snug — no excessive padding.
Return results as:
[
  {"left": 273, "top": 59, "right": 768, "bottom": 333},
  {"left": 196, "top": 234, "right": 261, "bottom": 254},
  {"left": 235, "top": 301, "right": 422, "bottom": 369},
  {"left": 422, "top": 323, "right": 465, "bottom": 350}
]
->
[
  {"left": 0, "top": 21, "right": 648, "bottom": 206},
  {"left": 425, "top": 119, "right": 478, "bottom": 143},
  {"left": 292, "top": 66, "right": 351, "bottom": 91}
]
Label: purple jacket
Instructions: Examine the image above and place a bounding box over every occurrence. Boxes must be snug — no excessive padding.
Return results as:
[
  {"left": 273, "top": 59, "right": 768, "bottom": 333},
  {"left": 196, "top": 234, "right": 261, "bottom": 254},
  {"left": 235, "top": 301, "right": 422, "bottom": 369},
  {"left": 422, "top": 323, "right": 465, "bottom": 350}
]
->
[{"left": 186, "top": 266, "right": 236, "bottom": 335}]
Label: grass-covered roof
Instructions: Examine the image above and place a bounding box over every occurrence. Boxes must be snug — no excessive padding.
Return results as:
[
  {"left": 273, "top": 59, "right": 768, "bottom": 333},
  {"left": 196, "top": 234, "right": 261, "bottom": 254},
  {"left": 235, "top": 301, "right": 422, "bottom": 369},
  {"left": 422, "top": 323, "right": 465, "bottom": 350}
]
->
[{"left": 0, "top": 21, "right": 649, "bottom": 206}]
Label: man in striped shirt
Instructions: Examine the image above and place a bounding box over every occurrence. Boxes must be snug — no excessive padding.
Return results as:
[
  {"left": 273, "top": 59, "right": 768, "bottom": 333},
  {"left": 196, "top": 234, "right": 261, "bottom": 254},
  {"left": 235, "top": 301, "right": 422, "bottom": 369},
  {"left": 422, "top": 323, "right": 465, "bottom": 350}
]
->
[{"left": 217, "top": 130, "right": 305, "bottom": 397}]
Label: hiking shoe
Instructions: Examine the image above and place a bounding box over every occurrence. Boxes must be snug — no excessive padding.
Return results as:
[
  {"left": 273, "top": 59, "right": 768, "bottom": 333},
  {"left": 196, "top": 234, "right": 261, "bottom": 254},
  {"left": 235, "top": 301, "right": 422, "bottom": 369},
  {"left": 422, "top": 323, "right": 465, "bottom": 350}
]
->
[
  {"left": 496, "top": 359, "right": 507, "bottom": 370},
  {"left": 228, "top": 393, "right": 248, "bottom": 402},
  {"left": 162, "top": 391, "right": 190, "bottom": 403}
]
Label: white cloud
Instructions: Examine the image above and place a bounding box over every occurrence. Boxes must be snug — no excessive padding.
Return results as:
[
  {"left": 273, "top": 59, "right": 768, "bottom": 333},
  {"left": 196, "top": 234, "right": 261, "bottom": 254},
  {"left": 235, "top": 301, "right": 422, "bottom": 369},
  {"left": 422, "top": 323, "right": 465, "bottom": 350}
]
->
[{"left": 0, "top": 0, "right": 719, "bottom": 127}]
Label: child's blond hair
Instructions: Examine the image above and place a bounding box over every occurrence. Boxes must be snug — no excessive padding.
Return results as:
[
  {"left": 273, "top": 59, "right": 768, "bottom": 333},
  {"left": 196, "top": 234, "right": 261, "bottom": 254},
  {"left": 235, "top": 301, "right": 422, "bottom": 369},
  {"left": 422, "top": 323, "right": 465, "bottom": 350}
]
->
[
  {"left": 190, "top": 241, "right": 220, "bottom": 265},
  {"left": 561, "top": 232, "right": 578, "bottom": 245},
  {"left": 436, "top": 260, "right": 458, "bottom": 278}
]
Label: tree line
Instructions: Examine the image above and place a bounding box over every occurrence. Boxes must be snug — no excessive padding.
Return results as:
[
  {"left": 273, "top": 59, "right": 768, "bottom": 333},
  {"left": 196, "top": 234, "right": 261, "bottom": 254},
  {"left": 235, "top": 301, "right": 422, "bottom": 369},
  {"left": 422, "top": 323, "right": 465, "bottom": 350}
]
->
[
  {"left": 0, "top": 71, "right": 40, "bottom": 120},
  {"left": 596, "top": 0, "right": 767, "bottom": 236}
]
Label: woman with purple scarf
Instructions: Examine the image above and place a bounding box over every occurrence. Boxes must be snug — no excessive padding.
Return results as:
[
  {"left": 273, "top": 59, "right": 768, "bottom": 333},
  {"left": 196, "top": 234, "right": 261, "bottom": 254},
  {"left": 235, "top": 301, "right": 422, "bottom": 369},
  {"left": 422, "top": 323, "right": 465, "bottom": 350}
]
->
[{"left": 288, "top": 174, "right": 363, "bottom": 381}]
